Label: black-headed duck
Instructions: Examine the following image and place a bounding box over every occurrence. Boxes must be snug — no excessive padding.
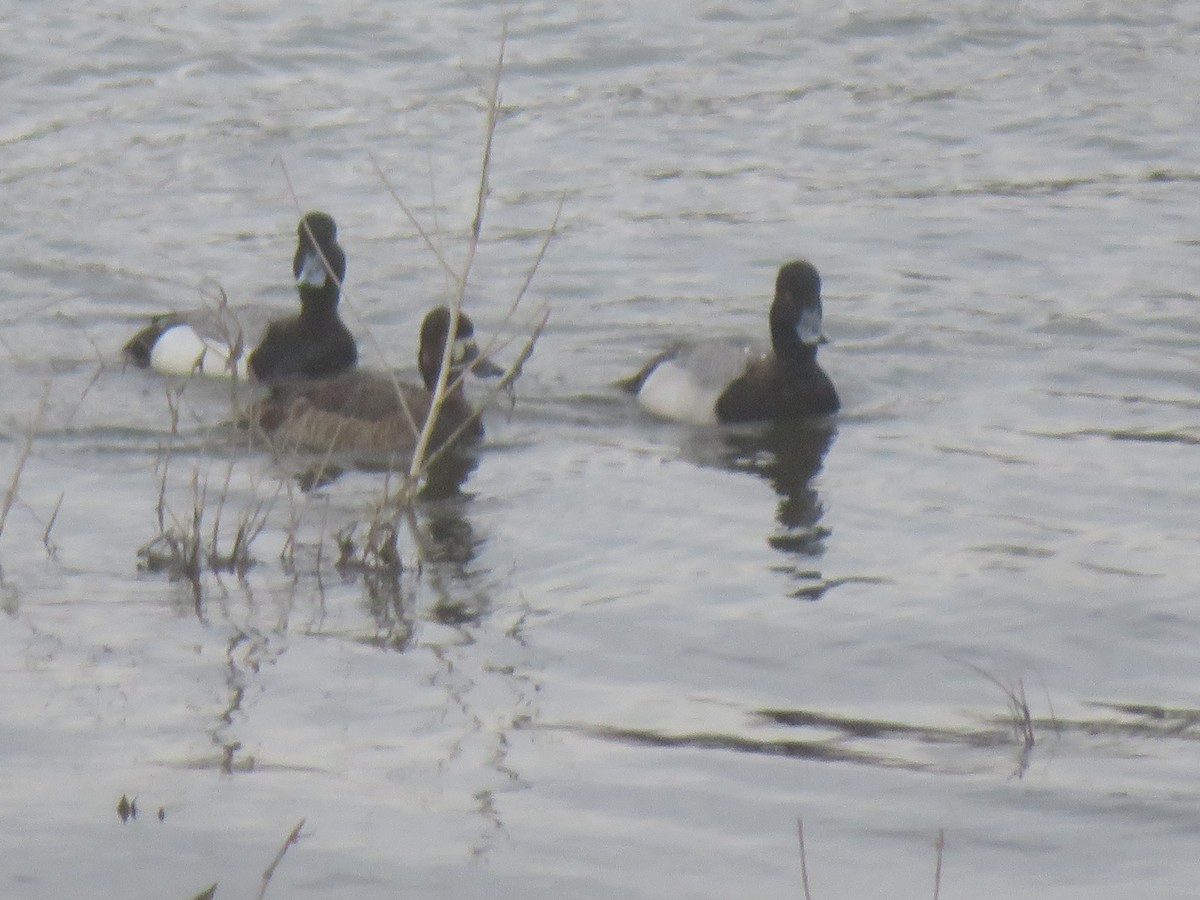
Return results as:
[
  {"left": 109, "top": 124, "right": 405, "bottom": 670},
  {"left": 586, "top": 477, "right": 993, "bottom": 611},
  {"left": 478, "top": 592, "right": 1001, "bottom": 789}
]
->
[
  {"left": 123, "top": 211, "right": 356, "bottom": 382},
  {"left": 622, "top": 261, "right": 839, "bottom": 424}
]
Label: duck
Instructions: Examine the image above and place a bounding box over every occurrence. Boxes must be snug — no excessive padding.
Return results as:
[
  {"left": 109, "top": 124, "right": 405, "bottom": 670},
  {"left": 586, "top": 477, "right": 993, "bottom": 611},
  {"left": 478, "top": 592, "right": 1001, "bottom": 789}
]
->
[
  {"left": 122, "top": 211, "right": 357, "bottom": 382},
  {"left": 621, "top": 260, "right": 839, "bottom": 424},
  {"left": 247, "top": 306, "right": 499, "bottom": 455}
]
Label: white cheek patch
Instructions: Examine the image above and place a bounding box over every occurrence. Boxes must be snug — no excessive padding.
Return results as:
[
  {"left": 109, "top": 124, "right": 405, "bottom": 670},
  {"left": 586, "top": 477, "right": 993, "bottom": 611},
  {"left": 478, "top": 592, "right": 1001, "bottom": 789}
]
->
[
  {"left": 795, "top": 305, "right": 825, "bottom": 345},
  {"left": 296, "top": 251, "right": 328, "bottom": 289}
]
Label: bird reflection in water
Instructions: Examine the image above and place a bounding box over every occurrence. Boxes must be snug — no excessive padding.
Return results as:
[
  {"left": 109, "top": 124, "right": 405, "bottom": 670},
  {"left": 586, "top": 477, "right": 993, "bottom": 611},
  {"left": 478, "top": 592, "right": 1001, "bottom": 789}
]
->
[
  {"left": 287, "top": 445, "right": 490, "bottom": 646},
  {"left": 288, "top": 442, "right": 480, "bottom": 499},
  {"left": 732, "top": 419, "right": 834, "bottom": 551},
  {"left": 702, "top": 419, "right": 837, "bottom": 594}
]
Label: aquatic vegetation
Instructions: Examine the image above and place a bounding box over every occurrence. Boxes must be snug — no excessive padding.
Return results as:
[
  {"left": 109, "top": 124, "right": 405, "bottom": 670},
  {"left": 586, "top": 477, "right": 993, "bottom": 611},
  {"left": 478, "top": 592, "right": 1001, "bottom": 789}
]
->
[
  {"left": 135, "top": 19, "right": 555, "bottom": 623},
  {"left": 0, "top": 381, "right": 53, "bottom": 569},
  {"left": 797, "top": 820, "right": 945, "bottom": 900}
]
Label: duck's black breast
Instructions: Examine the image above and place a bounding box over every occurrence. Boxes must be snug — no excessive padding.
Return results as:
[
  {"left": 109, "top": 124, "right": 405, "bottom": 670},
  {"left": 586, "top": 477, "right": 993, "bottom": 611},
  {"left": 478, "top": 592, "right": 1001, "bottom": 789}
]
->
[
  {"left": 248, "top": 315, "right": 357, "bottom": 382},
  {"left": 715, "top": 355, "right": 839, "bottom": 423}
]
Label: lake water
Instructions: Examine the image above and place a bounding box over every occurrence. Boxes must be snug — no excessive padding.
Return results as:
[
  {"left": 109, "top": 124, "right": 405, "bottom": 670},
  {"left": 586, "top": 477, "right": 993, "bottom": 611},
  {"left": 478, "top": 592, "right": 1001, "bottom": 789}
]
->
[{"left": 2, "top": 1, "right": 1199, "bottom": 897}]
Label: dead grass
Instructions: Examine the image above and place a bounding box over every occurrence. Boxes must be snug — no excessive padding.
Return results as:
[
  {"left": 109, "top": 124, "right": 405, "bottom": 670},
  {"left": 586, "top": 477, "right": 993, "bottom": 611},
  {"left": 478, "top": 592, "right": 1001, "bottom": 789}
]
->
[
  {"left": 0, "top": 380, "right": 53, "bottom": 556},
  {"left": 274, "top": 19, "right": 556, "bottom": 574},
  {"left": 137, "top": 377, "right": 284, "bottom": 617},
  {"left": 135, "top": 20, "right": 555, "bottom": 617},
  {"left": 953, "top": 658, "right": 1047, "bottom": 779},
  {"left": 187, "top": 817, "right": 306, "bottom": 900},
  {"left": 797, "top": 819, "right": 946, "bottom": 899}
]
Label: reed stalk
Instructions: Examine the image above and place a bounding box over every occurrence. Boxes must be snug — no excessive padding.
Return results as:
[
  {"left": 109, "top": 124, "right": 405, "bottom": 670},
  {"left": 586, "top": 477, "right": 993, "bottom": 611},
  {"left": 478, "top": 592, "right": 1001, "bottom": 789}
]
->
[{"left": 0, "top": 380, "right": 53, "bottom": 550}]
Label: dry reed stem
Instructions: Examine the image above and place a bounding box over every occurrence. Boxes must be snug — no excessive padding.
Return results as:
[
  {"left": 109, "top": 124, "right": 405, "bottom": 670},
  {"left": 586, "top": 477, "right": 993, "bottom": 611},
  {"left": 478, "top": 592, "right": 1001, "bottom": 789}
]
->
[
  {"left": 141, "top": 365, "right": 284, "bottom": 593},
  {"left": 407, "top": 19, "right": 509, "bottom": 485},
  {"left": 254, "top": 817, "right": 306, "bottom": 900},
  {"left": 413, "top": 304, "right": 549, "bottom": 486},
  {"left": 60, "top": 362, "right": 104, "bottom": 430},
  {"left": 473, "top": 195, "right": 562, "bottom": 365},
  {"left": 796, "top": 818, "right": 814, "bottom": 900},
  {"left": 42, "top": 491, "right": 64, "bottom": 558},
  {"left": 954, "top": 658, "right": 1037, "bottom": 777},
  {"left": 275, "top": 20, "right": 550, "bottom": 578},
  {"left": 933, "top": 828, "right": 945, "bottom": 900},
  {"left": 371, "top": 154, "right": 458, "bottom": 283},
  {"left": 282, "top": 18, "right": 547, "bottom": 497},
  {"left": 0, "top": 379, "right": 53, "bottom": 544},
  {"left": 797, "top": 820, "right": 948, "bottom": 900}
]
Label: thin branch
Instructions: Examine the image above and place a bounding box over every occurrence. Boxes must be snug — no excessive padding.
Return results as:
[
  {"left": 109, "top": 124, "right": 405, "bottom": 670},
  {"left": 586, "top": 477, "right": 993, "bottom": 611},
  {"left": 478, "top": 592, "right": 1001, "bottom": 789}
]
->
[
  {"left": 415, "top": 304, "right": 548, "bottom": 480},
  {"left": 254, "top": 818, "right": 306, "bottom": 900},
  {"left": 280, "top": 156, "right": 426, "bottom": 445},
  {"left": 933, "top": 828, "right": 945, "bottom": 900},
  {"left": 276, "top": 161, "right": 349, "bottom": 324},
  {"left": 470, "top": 18, "right": 507, "bottom": 243},
  {"left": 370, "top": 155, "right": 458, "bottom": 283},
  {"left": 797, "top": 818, "right": 814, "bottom": 900},
  {"left": 0, "top": 380, "right": 53, "bottom": 542},
  {"left": 60, "top": 362, "right": 104, "bottom": 431},
  {"left": 41, "top": 491, "right": 64, "bottom": 557},
  {"left": 407, "top": 20, "right": 508, "bottom": 484},
  {"left": 475, "top": 195, "right": 563, "bottom": 365}
]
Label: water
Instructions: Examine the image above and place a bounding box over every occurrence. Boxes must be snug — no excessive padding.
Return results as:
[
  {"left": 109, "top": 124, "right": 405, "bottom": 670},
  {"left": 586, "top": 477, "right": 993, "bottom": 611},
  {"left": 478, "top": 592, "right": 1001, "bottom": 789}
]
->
[{"left": 2, "top": 1, "right": 1199, "bottom": 896}]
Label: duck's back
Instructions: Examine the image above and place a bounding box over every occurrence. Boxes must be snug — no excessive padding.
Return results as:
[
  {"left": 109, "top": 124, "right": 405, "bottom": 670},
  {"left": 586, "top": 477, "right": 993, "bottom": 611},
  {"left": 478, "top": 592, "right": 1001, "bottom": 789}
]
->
[
  {"left": 632, "top": 338, "right": 762, "bottom": 425},
  {"left": 251, "top": 373, "right": 476, "bottom": 454},
  {"left": 124, "top": 305, "right": 275, "bottom": 377}
]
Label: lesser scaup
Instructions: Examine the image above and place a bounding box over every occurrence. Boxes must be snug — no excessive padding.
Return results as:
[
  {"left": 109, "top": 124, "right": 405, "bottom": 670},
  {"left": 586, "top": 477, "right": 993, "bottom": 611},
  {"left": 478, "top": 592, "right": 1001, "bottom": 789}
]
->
[
  {"left": 622, "top": 260, "right": 839, "bottom": 424},
  {"left": 122, "top": 211, "right": 357, "bottom": 382},
  {"left": 247, "top": 306, "right": 497, "bottom": 455}
]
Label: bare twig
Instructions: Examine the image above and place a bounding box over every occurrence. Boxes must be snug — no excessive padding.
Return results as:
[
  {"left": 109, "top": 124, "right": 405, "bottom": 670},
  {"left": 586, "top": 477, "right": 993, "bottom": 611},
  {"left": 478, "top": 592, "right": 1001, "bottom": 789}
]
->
[
  {"left": 60, "top": 362, "right": 104, "bottom": 430},
  {"left": 41, "top": 491, "right": 64, "bottom": 558},
  {"left": 371, "top": 155, "right": 458, "bottom": 283},
  {"left": 407, "top": 20, "right": 509, "bottom": 484},
  {"left": 279, "top": 158, "right": 427, "bottom": 444},
  {"left": 952, "top": 657, "right": 1037, "bottom": 778},
  {"left": 254, "top": 817, "right": 306, "bottom": 900},
  {"left": 273, "top": 21, "right": 550, "bottom": 583},
  {"left": 933, "top": 828, "right": 945, "bottom": 900},
  {"left": 414, "top": 305, "right": 549, "bottom": 483},
  {"left": 795, "top": 821, "right": 946, "bottom": 899},
  {"left": 797, "top": 818, "right": 814, "bottom": 900},
  {"left": 0, "top": 380, "right": 53, "bottom": 543},
  {"left": 474, "top": 195, "right": 562, "bottom": 365}
]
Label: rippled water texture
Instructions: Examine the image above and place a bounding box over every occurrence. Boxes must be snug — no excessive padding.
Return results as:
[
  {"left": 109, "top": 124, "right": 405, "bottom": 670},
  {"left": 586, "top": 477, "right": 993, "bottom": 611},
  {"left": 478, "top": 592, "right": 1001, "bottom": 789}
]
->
[{"left": 2, "top": 1, "right": 1199, "bottom": 897}]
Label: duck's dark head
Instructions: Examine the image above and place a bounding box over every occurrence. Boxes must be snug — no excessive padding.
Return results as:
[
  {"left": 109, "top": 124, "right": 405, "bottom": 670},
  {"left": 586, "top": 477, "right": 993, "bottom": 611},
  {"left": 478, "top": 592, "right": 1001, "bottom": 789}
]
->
[
  {"left": 294, "top": 211, "right": 346, "bottom": 314},
  {"left": 771, "top": 260, "right": 826, "bottom": 357},
  {"left": 418, "top": 307, "right": 495, "bottom": 392}
]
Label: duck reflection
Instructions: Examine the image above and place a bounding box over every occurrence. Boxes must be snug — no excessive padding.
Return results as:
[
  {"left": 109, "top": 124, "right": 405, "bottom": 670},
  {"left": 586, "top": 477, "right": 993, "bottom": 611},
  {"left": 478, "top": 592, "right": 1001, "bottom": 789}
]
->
[
  {"left": 287, "top": 443, "right": 480, "bottom": 499},
  {"left": 328, "top": 467, "right": 489, "bottom": 647},
  {"left": 420, "top": 491, "right": 491, "bottom": 625},
  {"left": 683, "top": 418, "right": 836, "bottom": 565},
  {"left": 730, "top": 419, "right": 835, "bottom": 553}
]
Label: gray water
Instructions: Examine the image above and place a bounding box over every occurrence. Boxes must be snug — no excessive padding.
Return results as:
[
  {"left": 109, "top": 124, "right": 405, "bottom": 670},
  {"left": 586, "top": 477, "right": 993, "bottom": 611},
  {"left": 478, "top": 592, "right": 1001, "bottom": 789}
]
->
[{"left": 2, "top": 1, "right": 1200, "bottom": 897}]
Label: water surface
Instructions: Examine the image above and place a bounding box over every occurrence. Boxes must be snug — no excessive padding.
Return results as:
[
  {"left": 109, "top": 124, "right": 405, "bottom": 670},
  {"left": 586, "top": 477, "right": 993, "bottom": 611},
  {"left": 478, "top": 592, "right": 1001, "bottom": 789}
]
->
[{"left": 2, "top": 1, "right": 1199, "bottom": 897}]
